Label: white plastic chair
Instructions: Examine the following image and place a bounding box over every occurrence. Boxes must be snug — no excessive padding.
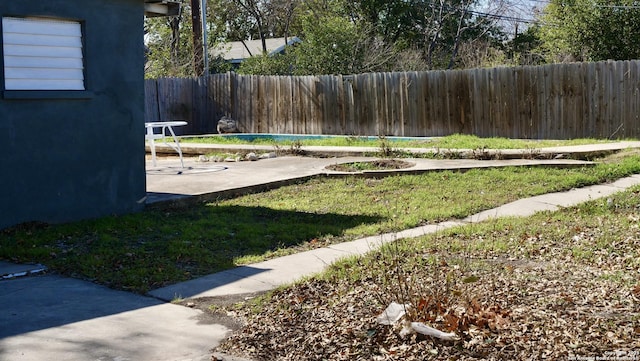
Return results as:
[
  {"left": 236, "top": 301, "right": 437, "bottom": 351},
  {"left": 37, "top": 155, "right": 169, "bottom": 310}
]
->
[{"left": 145, "top": 121, "right": 187, "bottom": 167}]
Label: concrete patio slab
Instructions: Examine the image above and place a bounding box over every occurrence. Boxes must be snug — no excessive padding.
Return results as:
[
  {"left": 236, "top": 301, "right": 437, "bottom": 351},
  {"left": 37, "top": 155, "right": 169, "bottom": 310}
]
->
[
  {"left": 145, "top": 155, "right": 595, "bottom": 206},
  {"left": 0, "top": 273, "right": 229, "bottom": 361}
]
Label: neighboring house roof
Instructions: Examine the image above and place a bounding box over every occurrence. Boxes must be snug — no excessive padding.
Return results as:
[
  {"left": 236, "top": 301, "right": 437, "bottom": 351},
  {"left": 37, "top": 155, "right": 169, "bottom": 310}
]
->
[{"left": 211, "top": 37, "right": 301, "bottom": 64}]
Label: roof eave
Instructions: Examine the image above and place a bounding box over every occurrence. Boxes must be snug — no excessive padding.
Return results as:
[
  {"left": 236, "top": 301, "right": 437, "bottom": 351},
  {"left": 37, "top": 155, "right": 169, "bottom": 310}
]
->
[{"left": 144, "top": 1, "right": 180, "bottom": 17}]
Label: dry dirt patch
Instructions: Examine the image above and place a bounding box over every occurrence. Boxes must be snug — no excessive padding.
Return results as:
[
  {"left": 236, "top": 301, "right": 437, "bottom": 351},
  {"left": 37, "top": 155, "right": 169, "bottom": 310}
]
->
[{"left": 325, "top": 159, "right": 414, "bottom": 172}]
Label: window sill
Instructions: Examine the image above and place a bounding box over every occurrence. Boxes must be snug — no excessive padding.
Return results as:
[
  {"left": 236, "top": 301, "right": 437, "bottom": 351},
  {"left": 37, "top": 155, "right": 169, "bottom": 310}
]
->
[{"left": 3, "top": 90, "right": 94, "bottom": 100}]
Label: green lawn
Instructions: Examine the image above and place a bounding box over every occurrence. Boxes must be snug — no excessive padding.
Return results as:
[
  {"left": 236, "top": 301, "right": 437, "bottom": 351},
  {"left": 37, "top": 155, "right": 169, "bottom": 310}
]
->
[
  {"left": 182, "top": 133, "right": 613, "bottom": 149},
  {"left": 2, "top": 149, "right": 640, "bottom": 293}
]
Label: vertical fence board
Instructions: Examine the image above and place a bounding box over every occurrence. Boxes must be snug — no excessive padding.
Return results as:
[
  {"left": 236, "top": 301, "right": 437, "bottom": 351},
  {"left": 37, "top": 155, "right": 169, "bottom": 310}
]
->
[
  {"left": 390, "top": 72, "right": 399, "bottom": 136},
  {"left": 280, "top": 76, "right": 292, "bottom": 134},
  {"left": 500, "top": 67, "right": 513, "bottom": 137},
  {"left": 610, "top": 62, "right": 620, "bottom": 138},
  {"left": 443, "top": 70, "right": 453, "bottom": 135},
  {"left": 540, "top": 65, "right": 551, "bottom": 139},
  {"left": 443, "top": 69, "right": 453, "bottom": 135},
  {"left": 415, "top": 72, "right": 428, "bottom": 136},
  {"left": 144, "top": 79, "right": 159, "bottom": 122},
  {"left": 326, "top": 75, "right": 341, "bottom": 134},
  {"left": 394, "top": 72, "right": 404, "bottom": 136},
  {"left": 290, "top": 76, "right": 301, "bottom": 134},
  {"left": 620, "top": 61, "right": 632, "bottom": 138},
  {"left": 320, "top": 76, "right": 331, "bottom": 134},
  {"left": 612, "top": 61, "right": 624, "bottom": 139},
  {"left": 597, "top": 62, "right": 608, "bottom": 138},
  {"left": 301, "top": 76, "right": 313, "bottom": 134},
  {"left": 484, "top": 68, "right": 496, "bottom": 138},
  {"left": 515, "top": 66, "right": 529, "bottom": 138},
  {"left": 233, "top": 75, "right": 246, "bottom": 131},
  {"left": 470, "top": 69, "right": 483, "bottom": 136},
  {"left": 343, "top": 76, "right": 355, "bottom": 135},
  {"left": 423, "top": 71, "right": 433, "bottom": 135},
  {"left": 584, "top": 63, "right": 596, "bottom": 137},
  {"left": 492, "top": 68, "right": 504, "bottom": 137},
  {"left": 549, "top": 64, "right": 563, "bottom": 138},
  {"left": 508, "top": 67, "right": 519, "bottom": 138},
  {"left": 352, "top": 74, "right": 365, "bottom": 135},
  {"left": 435, "top": 70, "right": 446, "bottom": 136},
  {"left": 571, "top": 63, "right": 583, "bottom": 137},
  {"left": 406, "top": 72, "right": 419, "bottom": 136},
  {"left": 625, "top": 61, "right": 640, "bottom": 138},
  {"left": 596, "top": 63, "right": 607, "bottom": 137},
  {"left": 512, "top": 67, "right": 522, "bottom": 137},
  {"left": 263, "top": 76, "right": 271, "bottom": 133},
  {"left": 300, "top": 76, "right": 310, "bottom": 134},
  {"left": 310, "top": 77, "right": 321, "bottom": 134}
]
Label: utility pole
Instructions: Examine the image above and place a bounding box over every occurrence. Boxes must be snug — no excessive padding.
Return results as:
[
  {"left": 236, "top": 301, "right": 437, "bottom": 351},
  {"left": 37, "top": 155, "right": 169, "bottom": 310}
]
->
[
  {"left": 202, "top": 0, "right": 209, "bottom": 74},
  {"left": 190, "top": 0, "right": 204, "bottom": 76}
]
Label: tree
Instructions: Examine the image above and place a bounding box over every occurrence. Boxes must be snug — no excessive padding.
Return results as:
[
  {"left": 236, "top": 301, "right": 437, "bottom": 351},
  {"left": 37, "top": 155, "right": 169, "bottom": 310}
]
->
[
  {"left": 418, "top": 0, "right": 508, "bottom": 69},
  {"left": 145, "top": 1, "right": 197, "bottom": 78},
  {"left": 232, "top": 0, "right": 271, "bottom": 53},
  {"left": 291, "top": 15, "right": 398, "bottom": 75},
  {"left": 234, "top": 0, "right": 514, "bottom": 75},
  {"left": 235, "top": 0, "right": 402, "bottom": 75},
  {"left": 210, "top": 0, "right": 302, "bottom": 51},
  {"left": 144, "top": 0, "right": 536, "bottom": 77},
  {"left": 537, "top": 0, "right": 640, "bottom": 62},
  {"left": 237, "top": 52, "right": 295, "bottom": 74},
  {"left": 506, "top": 25, "right": 544, "bottom": 66},
  {"left": 269, "top": 0, "right": 301, "bottom": 43},
  {"left": 207, "top": 0, "right": 258, "bottom": 43},
  {"left": 342, "top": 0, "right": 417, "bottom": 44},
  {"left": 292, "top": 15, "right": 366, "bottom": 75},
  {"left": 339, "top": 0, "right": 509, "bottom": 69}
]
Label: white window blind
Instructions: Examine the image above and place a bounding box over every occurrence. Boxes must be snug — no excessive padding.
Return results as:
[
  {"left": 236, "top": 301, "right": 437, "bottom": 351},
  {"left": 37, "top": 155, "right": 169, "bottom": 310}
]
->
[{"left": 2, "top": 17, "right": 84, "bottom": 90}]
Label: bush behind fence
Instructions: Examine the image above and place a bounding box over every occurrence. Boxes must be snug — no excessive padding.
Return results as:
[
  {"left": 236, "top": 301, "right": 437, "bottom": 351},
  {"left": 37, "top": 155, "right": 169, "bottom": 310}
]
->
[{"left": 145, "top": 60, "right": 640, "bottom": 139}]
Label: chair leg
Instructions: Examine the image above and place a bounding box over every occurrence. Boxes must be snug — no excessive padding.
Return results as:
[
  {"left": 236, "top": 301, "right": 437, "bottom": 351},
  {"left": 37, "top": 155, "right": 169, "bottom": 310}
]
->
[
  {"left": 166, "top": 125, "right": 184, "bottom": 168},
  {"left": 176, "top": 144, "right": 184, "bottom": 168},
  {"left": 149, "top": 137, "right": 157, "bottom": 167}
]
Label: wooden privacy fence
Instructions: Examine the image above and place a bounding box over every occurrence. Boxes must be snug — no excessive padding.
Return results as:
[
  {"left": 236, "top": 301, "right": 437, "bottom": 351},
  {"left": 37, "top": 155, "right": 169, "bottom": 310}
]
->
[{"left": 145, "top": 60, "right": 640, "bottom": 139}]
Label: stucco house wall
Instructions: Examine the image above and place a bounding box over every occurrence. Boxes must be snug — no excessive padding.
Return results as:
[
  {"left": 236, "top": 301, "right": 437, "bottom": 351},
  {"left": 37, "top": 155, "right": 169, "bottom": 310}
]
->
[{"left": 0, "top": 0, "right": 146, "bottom": 229}]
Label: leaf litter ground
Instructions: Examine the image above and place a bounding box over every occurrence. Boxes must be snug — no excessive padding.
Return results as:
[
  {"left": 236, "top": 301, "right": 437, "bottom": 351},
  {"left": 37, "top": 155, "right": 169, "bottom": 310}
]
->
[{"left": 213, "top": 188, "right": 640, "bottom": 360}]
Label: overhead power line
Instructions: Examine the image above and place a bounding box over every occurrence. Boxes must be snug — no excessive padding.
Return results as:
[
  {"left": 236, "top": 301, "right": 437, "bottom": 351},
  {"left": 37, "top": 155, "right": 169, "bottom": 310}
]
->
[{"left": 466, "top": 9, "right": 538, "bottom": 24}]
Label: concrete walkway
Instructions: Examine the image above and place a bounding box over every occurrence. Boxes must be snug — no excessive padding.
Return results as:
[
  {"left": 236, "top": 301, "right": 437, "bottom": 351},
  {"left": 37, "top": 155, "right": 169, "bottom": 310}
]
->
[{"left": 2, "top": 142, "right": 640, "bottom": 361}]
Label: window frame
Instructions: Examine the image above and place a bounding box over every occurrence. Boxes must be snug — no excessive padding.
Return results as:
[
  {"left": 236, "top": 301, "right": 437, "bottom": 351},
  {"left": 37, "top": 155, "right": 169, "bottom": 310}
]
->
[{"left": 1, "top": 15, "right": 93, "bottom": 100}]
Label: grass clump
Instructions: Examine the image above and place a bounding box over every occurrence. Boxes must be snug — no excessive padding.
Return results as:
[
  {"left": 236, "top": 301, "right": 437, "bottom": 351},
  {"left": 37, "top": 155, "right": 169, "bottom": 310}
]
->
[{"left": 426, "top": 134, "right": 611, "bottom": 150}]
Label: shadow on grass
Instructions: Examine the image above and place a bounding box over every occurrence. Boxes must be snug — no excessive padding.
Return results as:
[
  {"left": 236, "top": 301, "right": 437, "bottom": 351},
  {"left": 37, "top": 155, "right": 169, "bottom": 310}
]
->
[{"left": 0, "top": 204, "right": 383, "bottom": 293}]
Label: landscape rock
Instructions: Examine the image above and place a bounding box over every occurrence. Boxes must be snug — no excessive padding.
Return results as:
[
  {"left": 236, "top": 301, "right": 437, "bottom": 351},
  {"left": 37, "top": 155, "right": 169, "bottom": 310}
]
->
[
  {"left": 259, "top": 152, "right": 277, "bottom": 159},
  {"left": 224, "top": 156, "right": 241, "bottom": 162}
]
